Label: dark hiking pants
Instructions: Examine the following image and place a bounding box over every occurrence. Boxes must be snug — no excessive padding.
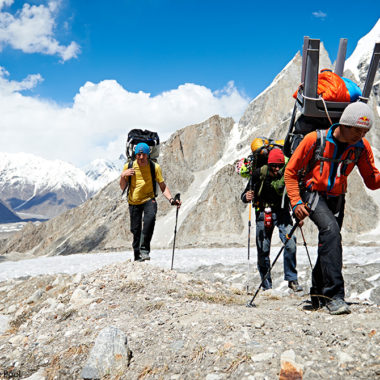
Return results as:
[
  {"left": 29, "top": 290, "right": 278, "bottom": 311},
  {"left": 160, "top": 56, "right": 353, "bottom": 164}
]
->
[
  {"left": 303, "top": 191, "right": 345, "bottom": 301},
  {"left": 129, "top": 199, "right": 157, "bottom": 259},
  {"left": 255, "top": 209, "right": 298, "bottom": 289}
]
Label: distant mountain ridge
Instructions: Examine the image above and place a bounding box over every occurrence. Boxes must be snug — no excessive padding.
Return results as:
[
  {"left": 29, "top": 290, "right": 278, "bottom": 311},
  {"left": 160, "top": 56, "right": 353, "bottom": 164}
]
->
[
  {"left": 0, "top": 153, "right": 124, "bottom": 222},
  {"left": 84, "top": 155, "right": 125, "bottom": 190}
]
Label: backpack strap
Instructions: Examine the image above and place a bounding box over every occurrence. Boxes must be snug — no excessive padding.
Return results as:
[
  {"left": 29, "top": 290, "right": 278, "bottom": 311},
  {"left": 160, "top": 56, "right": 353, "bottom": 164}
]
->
[
  {"left": 302, "top": 129, "right": 364, "bottom": 181},
  {"left": 339, "top": 146, "right": 363, "bottom": 176},
  {"left": 308, "top": 129, "right": 325, "bottom": 175},
  {"left": 149, "top": 160, "right": 157, "bottom": 198},
  {"left": 126, "top": 160, "right": 134, "bottom": 197},
  {"left": 257, "top": 165, "right": 269, "bottom": 199}
]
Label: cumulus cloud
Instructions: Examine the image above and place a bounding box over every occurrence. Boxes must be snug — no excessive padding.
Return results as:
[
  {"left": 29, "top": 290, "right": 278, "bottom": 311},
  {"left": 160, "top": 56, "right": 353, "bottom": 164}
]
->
[
  {"left": 0, "top": 74, "right": 249, "bottom": 167},
  {"left": 312, "top": 10, "right": 327, "bottom": 20},
  {"left": 0, "top": 0, "right": 80, "bottom": 61}
]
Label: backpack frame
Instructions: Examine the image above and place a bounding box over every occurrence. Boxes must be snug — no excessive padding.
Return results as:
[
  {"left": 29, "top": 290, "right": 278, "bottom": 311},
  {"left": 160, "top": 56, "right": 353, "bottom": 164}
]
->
[{"left": 284, "top": 37, "right": 380, "bottom": 158}]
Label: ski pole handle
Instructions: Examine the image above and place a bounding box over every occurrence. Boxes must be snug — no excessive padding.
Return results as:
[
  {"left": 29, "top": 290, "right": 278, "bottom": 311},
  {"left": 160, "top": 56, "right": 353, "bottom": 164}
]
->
[{"left": 170, "top": 193, "right": 181, "bottom": 207}]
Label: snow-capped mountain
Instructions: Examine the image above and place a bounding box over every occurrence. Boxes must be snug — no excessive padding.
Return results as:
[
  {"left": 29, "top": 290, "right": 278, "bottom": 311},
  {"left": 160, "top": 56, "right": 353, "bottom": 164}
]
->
[
  {"left": 345, "top": 19, "right": 380, "bottom": 117},
  {"left": 0, "top": 153, "right": 127, "bottom": 222},
  {"left": 84, "top": 155, "right": 126, "bottom": 192},
  {"left": 345, "top": 19, "right": 380, "bottom": 81},
  {"left": 0, "top": 153, "right": 96, "bottom": 220}
]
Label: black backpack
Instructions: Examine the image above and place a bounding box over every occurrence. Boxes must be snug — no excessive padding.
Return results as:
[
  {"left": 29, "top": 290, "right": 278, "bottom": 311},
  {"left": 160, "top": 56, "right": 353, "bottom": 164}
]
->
[
  {"left": 122, "top": 129, "right": 160, "bottom": 197},
  {"left": 126, "top": 129, "right": 160, "bottom": 161},
  {"left": 283, "top": 109, "right": 339, "bottom": 158}
]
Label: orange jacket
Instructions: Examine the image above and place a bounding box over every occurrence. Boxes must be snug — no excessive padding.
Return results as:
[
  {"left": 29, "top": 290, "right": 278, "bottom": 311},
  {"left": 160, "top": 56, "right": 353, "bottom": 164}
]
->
[{"left": 285, "top": 127, "right": 380, "bottom": 209}]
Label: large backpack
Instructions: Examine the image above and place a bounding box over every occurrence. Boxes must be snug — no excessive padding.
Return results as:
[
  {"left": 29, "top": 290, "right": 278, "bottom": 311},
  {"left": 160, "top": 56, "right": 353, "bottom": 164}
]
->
[
  {"left": 236, "top": 137, "right": 284, "bottom": 178},
  {"left": 283, "top": 110, "right": 339, "bottom": 158},
  {"left": 122, "top": 129, "right": 160, "bottom": 197},
  {"left": 126, "top": 129, "right": 160, "bottom": 161},
  {"left": 284, "top": 35, "right": 380, "bottom": 160}
]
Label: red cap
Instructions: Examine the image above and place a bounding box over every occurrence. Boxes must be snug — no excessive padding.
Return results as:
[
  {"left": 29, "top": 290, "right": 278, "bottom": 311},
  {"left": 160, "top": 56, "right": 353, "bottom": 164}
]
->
[{"left": 268, "top": 148, "right": 285, "bottom": 164}]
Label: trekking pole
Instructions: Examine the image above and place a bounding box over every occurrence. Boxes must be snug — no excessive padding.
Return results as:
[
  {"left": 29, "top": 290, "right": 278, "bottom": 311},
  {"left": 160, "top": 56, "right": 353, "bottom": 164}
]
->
[
  {"left": 170, "top": 193, "right": 181, "bottom": 270},
  {"left": 299, "top": 225, "right": 313, "bottom": 270},
  {"left": 246, "top": 219, "right": 300, "bottom": 308},
  {"left": 246, "top": 200, "right": 252, "bottom": 293}
]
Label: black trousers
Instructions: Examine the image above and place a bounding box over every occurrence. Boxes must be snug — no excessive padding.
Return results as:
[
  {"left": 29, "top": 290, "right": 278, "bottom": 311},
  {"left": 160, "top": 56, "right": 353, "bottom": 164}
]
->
[
  {"left": 303, "top": 191, "right": 346, "bottom": 301},
  {"left": 129, "top": 199, "right": 157, "bottom": 258}
]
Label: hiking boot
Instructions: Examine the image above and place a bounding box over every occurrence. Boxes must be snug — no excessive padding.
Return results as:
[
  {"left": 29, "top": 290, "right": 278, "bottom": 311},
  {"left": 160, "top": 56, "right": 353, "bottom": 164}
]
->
[
  {"left": 140, "top": 252, "right": 150, "bottom": 261},
  {"left": 326, "top": 298, "right": 351, "bottom": 315},
  {"left": 134, "top": 251, "right": 144, "bottom": 262},
  {"left": 310, "top": 287, "right": 326, "bottom": 309},
  {"left": 288, "top": 280, "right": 303, "bottom": 292}
]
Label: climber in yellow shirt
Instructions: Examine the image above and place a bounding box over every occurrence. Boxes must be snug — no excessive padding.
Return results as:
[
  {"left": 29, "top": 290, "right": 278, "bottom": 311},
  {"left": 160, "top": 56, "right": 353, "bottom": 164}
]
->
[{"left": 120, "top": 143, "right": 181, "bottom": 261}]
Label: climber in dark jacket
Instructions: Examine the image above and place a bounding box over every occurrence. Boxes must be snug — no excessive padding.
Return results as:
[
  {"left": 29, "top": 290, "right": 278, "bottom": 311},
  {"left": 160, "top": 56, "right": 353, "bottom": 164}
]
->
[{"left": 241, "top": 148, "right": 302, "bottom": 292}]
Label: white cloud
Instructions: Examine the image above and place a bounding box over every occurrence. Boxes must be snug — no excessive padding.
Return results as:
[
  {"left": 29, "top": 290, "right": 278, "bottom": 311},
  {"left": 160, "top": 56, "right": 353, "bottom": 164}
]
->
[
  {"left": 0, "top": 74, "right": 249, "bottom": 167},
  {"left": 0, "top": 0, "right": 79, "bottom": 61},
  {"left": 312, "top": 10, "right": 327, "bottom": 19},
  {"left": 0, "top": 0, "right": 13, "bottom": 11},
  {"left": 0, "top": 66, "right": 43, "bottom": 92}
]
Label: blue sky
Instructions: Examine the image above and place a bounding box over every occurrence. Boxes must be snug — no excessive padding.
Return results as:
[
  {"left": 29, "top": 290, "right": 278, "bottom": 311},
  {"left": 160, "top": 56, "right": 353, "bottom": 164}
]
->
[{"left": 0, "top": 0, "right": 379, "bottom": 166}]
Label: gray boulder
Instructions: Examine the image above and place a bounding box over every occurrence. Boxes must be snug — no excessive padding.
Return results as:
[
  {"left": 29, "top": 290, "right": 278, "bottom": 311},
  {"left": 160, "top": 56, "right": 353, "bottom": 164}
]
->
[{"left": 81, "top": 326, "right": 131, "bottom": 379}]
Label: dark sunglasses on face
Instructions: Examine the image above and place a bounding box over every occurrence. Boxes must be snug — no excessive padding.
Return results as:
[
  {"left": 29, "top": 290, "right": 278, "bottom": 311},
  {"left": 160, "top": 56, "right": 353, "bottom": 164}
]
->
[{"left": 269, "top": 163, "right": 284, "bottom": 169}]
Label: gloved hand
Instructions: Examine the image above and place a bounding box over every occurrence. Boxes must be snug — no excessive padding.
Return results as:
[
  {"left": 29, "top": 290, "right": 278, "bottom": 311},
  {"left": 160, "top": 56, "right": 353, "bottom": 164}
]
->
[
  {"left": 170, "top": 193, "right": 181, "bottom": 207},
  {"left": 170, "top": 198, "right": 181, "bottom": 206}
]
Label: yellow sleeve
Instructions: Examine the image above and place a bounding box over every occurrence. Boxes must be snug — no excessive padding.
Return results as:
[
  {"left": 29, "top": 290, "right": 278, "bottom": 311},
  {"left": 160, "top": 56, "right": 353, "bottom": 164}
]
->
[{"left": 155, "top": 163, "right": 164, "bottom": 183}]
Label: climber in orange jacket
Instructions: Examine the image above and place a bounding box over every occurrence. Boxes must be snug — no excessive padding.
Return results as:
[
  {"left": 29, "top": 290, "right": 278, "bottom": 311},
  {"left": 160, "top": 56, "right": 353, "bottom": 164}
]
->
[{"left": 285, "top": 101, "right": 380, "bottom": 315}]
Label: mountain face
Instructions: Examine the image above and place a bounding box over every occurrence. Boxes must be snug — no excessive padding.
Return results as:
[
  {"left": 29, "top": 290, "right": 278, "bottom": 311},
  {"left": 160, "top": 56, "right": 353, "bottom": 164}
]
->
[
  {"left": 1, "top": 22, "right": 380, "bottom": 256},
  {"left": 84, "top": 155, "right": 126, "bottom": 191},
  {"left": 0, "top": 153, "right": 127, "bottom": 222},
  {"left": 0, "top": 200, "right": 21, "bottom": 223},
  {"left": 345, "top": 19, "right": 380, "bottom": 130},
  {"left": 0, "top": 153, "right": 95, "bottom": 220}
]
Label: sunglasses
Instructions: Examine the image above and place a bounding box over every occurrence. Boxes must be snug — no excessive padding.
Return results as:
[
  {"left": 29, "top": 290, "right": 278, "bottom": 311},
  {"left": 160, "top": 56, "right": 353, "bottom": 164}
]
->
[{"left": 269, "top": 163, "right": 284, "bottom": 169}]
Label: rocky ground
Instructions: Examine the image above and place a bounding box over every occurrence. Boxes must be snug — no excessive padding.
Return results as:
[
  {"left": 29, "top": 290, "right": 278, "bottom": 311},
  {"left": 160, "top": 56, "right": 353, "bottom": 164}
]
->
[{"left": 0, "top": 260, "right": 379, "bottom": 379}]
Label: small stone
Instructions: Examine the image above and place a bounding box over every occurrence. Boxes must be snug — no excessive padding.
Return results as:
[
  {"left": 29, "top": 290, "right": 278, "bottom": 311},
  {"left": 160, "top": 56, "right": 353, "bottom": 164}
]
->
[
  {"left": 27, "top": 289, "right": 44, "bottom": 304},
  {"left": 254, "top": 321, "right": 265, "bottom": 329},
  {"left": 171, "top": 340, "right": 184, "bottom": 351},
  {"left": 0, "top": 314, "right": 10, "bottom": 333},
  {"left": 22, "top": 368, "right": 46, "bottom": 379},
  {"left": 337, "top": 351, "right": 354, "bottom": 364},
  {"left": 7, "top": 304, "right": 17, "bottom": 313},
  {"left": 9, "top": 334, "right": 24, "bottom": 346},
  {"left": 251, "top": 352, "right": 275, "bottom": 362},
  {"left": 73, "top": 273, "right": 83, "bottom": 284},
  {"left": 205, "top": 374, "right": 222, "bottom": 380},
  {"left": 69, "top": 288, "right": 94, "bottom": 306}
]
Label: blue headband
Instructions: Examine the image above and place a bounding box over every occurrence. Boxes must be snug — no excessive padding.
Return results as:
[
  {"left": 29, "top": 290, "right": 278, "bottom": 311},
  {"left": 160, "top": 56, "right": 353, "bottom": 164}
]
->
[{"left": 134, "top": 143, "right": 150, "bottom": 155}]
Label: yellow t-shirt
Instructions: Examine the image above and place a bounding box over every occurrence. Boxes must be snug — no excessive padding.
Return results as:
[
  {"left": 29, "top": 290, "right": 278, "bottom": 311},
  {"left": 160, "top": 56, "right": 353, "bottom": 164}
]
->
[{"left": 123, "top": 161, "right": 164, "bottom": 205}]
